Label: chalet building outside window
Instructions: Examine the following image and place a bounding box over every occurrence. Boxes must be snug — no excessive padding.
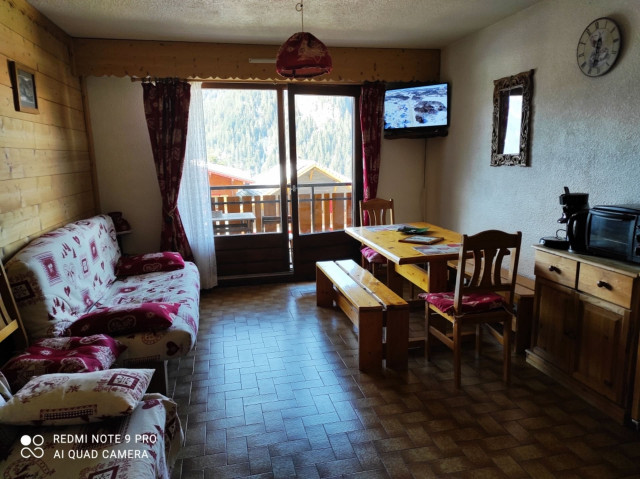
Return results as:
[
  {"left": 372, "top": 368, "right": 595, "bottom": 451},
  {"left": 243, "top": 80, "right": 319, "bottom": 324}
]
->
[{"left": 202, "top": 84, "right": 357, "bottom": 237}]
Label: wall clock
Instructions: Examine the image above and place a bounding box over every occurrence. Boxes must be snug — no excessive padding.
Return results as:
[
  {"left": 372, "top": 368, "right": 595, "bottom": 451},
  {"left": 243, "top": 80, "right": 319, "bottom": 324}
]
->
[{"left": 577, "top": 17, "right": 621, "bottom": 77}]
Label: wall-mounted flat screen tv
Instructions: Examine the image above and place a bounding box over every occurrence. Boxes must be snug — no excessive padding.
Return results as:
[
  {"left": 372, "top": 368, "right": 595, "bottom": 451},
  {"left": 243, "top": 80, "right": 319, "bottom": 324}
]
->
[{"left": 383, "top": 82, "right": 450, "bottom": 139}]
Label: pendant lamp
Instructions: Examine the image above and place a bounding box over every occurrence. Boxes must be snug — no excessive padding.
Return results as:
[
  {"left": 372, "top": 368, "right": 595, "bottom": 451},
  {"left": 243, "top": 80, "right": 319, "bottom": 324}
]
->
[{"left": 276, "top": 1, "right": 332, "bottom": 79}]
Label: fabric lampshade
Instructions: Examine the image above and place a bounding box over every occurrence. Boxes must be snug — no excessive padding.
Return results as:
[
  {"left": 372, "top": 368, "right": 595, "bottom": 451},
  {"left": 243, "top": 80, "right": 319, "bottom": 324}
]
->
[{"left": 276, "top": 31, "right": 332, "bottom": 78}]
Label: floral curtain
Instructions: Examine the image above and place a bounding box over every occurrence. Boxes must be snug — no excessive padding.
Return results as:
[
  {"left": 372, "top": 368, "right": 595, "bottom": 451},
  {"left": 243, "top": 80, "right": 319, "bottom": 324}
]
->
[
  {"left": 359, "top": 82, "right": 385, "bottom": 225},
  {"left": 142, "top": 79, "right": 194, "bottom": 260}
]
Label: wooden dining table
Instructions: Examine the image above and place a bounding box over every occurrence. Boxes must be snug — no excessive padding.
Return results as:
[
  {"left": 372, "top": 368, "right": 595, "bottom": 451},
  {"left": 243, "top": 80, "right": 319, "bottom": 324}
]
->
[{"left": 344, "top": 222, "right": 462, "bottom": 296}]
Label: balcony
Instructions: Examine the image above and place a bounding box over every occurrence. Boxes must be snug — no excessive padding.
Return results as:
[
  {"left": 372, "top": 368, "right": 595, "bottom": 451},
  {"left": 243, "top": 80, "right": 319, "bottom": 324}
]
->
[{"left": 211, "top": 182, "right": 353, "bottom": 236}]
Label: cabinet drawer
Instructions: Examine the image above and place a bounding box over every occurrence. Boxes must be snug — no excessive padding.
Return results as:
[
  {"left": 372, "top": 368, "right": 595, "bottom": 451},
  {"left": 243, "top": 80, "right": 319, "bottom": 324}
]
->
[
  {"left": 578, "top": 263, "right": 634, "bottom": 308},
  {"left": 535, "top": 251, "right": 578, "bottom": 288}
]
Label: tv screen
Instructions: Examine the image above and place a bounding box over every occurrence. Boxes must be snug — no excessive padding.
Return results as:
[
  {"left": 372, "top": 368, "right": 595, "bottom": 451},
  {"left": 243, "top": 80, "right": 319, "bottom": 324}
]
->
[{"left": 383, "top": 83, "right": 449, "bottom": 138}]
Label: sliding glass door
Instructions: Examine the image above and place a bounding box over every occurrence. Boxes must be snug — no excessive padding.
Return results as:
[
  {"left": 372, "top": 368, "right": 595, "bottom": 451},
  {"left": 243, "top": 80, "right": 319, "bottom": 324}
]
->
[
  {"left": 287, "top": 84, "right": 362, "bottom": 279},
  {"left": 202, "top": 83, "right": 361, "bottom": 280}
]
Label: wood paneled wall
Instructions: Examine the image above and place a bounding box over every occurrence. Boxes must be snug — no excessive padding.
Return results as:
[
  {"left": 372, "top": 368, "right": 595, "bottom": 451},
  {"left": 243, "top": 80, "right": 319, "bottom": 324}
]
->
[
  {"left": 73, "top": 39, "right": 440, "bottom": 83},
  {"left": 0, "top": 0, "right": 95, "bottom": 259}
]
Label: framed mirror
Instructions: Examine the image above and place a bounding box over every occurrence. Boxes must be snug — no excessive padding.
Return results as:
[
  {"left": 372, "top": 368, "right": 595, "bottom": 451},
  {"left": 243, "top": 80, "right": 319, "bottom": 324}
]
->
[{"left": 491, "top": 70, "right": 533, "bottom": 166}]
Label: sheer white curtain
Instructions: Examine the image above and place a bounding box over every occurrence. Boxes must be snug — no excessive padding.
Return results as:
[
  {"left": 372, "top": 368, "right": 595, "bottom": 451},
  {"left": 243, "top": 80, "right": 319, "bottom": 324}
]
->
[{"left": 178, "top": 82, "right": 217, "bottom": 289}]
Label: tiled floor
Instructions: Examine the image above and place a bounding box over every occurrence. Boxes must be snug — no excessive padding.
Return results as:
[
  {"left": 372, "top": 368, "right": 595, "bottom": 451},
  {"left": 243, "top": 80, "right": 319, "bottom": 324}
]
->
[{"left": 167, "top": 282, "right": 640, "bottom": 479}]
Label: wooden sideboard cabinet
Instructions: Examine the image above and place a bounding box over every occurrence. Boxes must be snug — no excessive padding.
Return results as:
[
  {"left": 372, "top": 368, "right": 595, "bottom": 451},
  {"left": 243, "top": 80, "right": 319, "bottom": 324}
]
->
[{"left": 527, "top": 245, "right": 640, "bottom": 425}]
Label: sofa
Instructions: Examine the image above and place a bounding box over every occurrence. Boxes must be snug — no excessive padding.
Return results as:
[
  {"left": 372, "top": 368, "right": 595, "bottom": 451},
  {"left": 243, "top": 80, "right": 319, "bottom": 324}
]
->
[{"left": 4, "top": 215, "right": 200, "bottom": 390}]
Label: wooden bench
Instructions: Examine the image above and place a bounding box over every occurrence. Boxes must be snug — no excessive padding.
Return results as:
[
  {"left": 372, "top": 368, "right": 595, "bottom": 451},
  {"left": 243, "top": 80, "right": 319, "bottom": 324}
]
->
[
  {"left": 316, "top": 259, "right": 409, "bottom": 371},
  {"left": 448, "top": 259, "right": 534, "bottom": 354}
]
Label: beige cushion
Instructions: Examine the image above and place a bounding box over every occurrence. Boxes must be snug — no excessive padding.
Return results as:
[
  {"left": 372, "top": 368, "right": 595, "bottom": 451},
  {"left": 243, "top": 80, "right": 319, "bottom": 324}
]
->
[{"left": 0, "top": 368, "right": 153, "bottom": 426}]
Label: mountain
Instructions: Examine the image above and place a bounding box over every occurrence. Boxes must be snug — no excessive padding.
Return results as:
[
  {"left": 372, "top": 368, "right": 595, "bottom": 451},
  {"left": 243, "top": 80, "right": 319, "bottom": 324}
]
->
[{"left": 202, "top": 88, "right": 355, "bottom": 179}]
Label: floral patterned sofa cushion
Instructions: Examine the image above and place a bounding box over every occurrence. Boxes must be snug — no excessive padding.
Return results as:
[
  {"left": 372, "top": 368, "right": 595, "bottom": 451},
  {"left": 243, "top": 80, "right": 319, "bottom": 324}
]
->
[
  {"left": 5, "top": 215, "right": 200, "bottom": 365},
  {"left": 68, "top": 302, "right": 179, "bottom": 336},
  {"left": 116, "top": 251, "right": 185, "bottom": 277},
  {"left": 0, "top": 335, "right": 126, "bottom": 391},
  {"left": 0, "top": 368, "right": 154, "bottom": 426},
  {"left": 6, "top": 215, "right": 120, "bottom": 339},
  {"left": 100, "top": 266, "right": 200, "bottom": 365}
]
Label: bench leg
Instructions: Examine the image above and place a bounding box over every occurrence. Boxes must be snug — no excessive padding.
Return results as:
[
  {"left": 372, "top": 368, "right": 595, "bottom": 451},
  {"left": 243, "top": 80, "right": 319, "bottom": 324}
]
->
[
  {"left": 316, "top": 265, "right": 335, "bottom": 307},
  {"left": 385, "top": 308, "right": 409, "bottom": 370},
  {"left": 358, "top": 310, "right": 384, "bottom": 372},
  {"left": 386, "top": 262, "right": 404, "bottom": 296}
]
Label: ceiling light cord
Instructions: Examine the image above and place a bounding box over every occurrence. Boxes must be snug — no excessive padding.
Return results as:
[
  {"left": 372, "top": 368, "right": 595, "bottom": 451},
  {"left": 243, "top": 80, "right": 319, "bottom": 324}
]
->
[{"left": 296, "top": 1, "right": 304, "bottom": 32}]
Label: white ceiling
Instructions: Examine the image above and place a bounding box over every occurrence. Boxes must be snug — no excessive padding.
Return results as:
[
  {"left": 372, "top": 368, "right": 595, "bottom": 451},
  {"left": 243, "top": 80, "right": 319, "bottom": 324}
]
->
[{"left": 28, "top": 0, "right": 540, "bottom": 49}]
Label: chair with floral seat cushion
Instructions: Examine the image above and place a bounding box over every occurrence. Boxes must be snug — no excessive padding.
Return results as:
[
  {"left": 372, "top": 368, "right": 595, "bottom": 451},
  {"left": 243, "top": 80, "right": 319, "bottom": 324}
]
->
[
  {"left": 420, "top": 229, "right": 522, "bottom": 388},
  {"left": 359, "top": 198, "right": 394, "bottom": 277}
]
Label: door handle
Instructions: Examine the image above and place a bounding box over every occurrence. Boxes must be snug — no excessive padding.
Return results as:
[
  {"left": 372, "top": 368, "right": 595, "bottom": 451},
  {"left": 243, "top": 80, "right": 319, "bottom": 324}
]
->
[
  {"left": 597, "top": 280, "right": 612, "bottom": 290},
  {"left": 548, "top": 265, "right": 561, "bottom": 273}
]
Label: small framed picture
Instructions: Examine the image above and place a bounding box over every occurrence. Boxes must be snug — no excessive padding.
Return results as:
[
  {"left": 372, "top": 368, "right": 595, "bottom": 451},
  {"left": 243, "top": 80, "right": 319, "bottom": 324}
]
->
[{"left": 8, "top": 61, "right": 39, "bottom": 114}]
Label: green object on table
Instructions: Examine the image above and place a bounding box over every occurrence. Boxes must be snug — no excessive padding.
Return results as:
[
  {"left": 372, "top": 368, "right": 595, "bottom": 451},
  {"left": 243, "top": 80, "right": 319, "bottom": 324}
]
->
[{"left": 397, "top": 226, "right": 429, "bottom": 234}]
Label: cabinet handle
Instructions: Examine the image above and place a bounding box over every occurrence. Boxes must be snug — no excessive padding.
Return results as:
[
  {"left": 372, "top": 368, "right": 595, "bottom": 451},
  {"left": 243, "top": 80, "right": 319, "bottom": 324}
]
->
[
  {"left": 548, "top": 265, "right": 561, "bottom": 273},
  {"left": 596, "top": 280, "right": 612, "bottom": 290}
]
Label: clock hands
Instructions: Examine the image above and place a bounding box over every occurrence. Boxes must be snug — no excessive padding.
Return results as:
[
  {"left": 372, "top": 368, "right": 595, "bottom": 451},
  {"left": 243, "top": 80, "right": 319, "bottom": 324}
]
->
[{"left": 590, "top": 32, "right": 603, "bottom": 68}]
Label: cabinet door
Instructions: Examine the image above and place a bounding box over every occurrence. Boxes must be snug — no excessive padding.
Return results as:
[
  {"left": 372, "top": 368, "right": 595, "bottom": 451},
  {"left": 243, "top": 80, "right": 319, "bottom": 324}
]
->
[
  {"left": 533, "top": 277, "right": 577, "bottom": 371},
  {"left": 573, "top": 293, "right": 630, "bottom": 403}
]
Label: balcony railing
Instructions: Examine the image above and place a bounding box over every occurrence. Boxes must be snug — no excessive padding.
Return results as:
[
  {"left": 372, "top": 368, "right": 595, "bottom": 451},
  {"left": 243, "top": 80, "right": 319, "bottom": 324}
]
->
[{"left": 210, "top": 182, "right": 353, "bottom": 235}]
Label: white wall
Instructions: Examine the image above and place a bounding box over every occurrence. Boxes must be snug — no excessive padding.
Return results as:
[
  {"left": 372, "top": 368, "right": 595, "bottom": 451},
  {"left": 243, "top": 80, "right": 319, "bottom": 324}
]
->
[
  {"left": 86, "top": 77, "right": 162, "bottom": 254},
  {"left": 85, "top": 78, "right": 424, "bottom": 252},
  {"left": 378, "top": 138, "right": 427, "bottom": 223},
  {"left": 426, "top": 0, "right": 640, "bottom": 278}
]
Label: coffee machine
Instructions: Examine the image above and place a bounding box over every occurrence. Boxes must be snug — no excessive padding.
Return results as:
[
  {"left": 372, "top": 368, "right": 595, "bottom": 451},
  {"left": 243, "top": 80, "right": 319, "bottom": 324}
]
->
[{"left": 539, "top": 187, "right": 590, "bottom": 250}]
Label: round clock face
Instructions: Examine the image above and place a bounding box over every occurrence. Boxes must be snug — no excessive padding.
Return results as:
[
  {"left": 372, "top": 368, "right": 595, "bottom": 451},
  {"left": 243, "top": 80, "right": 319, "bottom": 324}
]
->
[{"left": 577, "top": 17, "right": 621, "bottom": 77}]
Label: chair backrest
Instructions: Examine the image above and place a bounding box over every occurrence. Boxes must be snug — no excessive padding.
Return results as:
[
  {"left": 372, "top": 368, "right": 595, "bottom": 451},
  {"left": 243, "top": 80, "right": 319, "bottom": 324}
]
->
[
  {"left": 0, "top": 259, "right": 28, "bottom": 349},
  {"left": 454, "top": 229, "right": 522, "bottom": 312},
  {"left": 360, "top": 198, "right": 394, "bottom": 226}
]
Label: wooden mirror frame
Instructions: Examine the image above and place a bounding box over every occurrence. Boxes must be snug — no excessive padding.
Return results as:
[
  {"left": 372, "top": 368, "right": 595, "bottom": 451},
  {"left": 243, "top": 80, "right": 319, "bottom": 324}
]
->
[{"left": 490, "top": 70, "right": 533, "bottom": 167}]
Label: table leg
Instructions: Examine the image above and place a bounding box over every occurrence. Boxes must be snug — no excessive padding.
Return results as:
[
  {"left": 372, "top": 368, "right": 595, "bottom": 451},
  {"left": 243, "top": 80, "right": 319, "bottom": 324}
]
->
[
  {"left": 387, "top": 259, "right": 404, "bottom": 296},
  {"left": 427, "top": 259, "right": 449, "bottom": 292}
]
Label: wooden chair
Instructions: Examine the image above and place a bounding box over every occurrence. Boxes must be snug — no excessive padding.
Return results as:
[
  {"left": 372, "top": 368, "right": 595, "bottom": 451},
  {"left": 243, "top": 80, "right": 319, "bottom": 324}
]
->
[
  {"left": 359, "top": 198, "right": 395, "bottom": 276},
  {"left": 422, "top": 229, "right": 522, "bottom": 388},
  {"left": 0, "top": 260, "right": 28, "bottom": 360}
]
